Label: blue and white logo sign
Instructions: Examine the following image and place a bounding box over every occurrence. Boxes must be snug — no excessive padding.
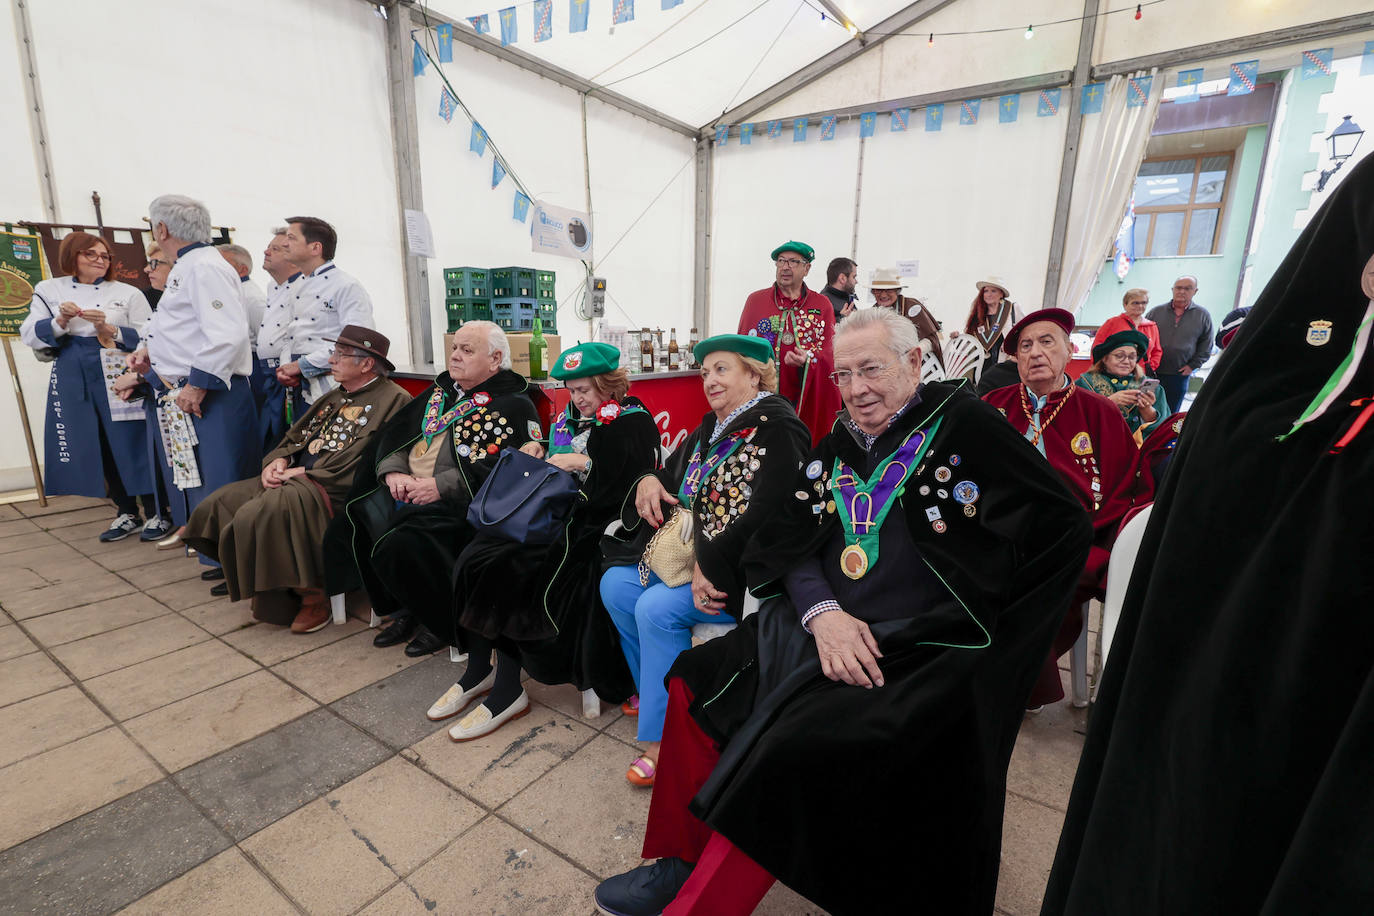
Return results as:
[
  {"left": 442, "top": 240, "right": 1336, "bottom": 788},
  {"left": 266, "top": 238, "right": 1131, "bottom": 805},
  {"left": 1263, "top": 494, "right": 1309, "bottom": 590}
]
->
[{"left": 531, "top": 200, "right": 593, "bottom": 260}]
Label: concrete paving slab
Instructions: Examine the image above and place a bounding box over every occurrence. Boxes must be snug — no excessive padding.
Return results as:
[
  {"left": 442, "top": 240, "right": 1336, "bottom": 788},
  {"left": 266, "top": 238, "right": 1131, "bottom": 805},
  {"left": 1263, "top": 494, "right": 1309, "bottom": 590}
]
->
[
  {"left": 0, "top": 517, "right": 41, "bottom": 539},
  {"left": 1007, "top": 705, "right": 1090, "bottom": 813},
  {"left": 0, "top": 727, "right": 162, "bottom": 851},
  {"left": 145, "top": 576, "right": 229, "bottom": 612},
  {"left": 501, "top": 733, "right": 653, "bottom": 878},
  {"left": 117, "top": 555, "right": 205, "bottom": 591},
  {"left": 0, "top": 529, "right": 61, "bottom": 556},
  {"left": 330, "top": 653, "right": 471, "bottom": 750},
  {"left": 2, "top": 573, "right": 136, "bottom": 619},
  {"left": 35, "top": 505, "right": 121, "bottom": 530},
  {"left": 0, "top": 780, "right": 229, "bottom": 916},
  {"left": 173, "top": 707, "right": 391, "bottom": 841},
  {"left": 270, "top": 628, "right": 422, "bottom": 704},
  {"left": 178, "top": 597, "right": 257, "bottom": 636},
  {"left": 0, "top": 650, "right": 71, "bottom": 708},
  {"left": 0, "top": 685, "right": 112, "bottom": 769},
  {"left": 50, "top": 614, "right": 210, "bottom": 680},
  {"left": 755, "top": 882, "right": 830, "bottom": 915},
  {"left": 410, "top": 704, "right": 598, "bottom": 810},
  {"left": 378, "top": 815, "right": 598, "bottom": 916},
  {"left": 84, "top": 640, "right": 261, "bottom": 721},
  {"left": 124, "top": 670, "right": 317, "bottom": 772},
  {"left": 117, "top": 848, "right": 299, "bottom": 916},
  {"left": 85, "top": 534, "right": 185, "bottom": 570},
  {"left": 13, "top": 495, "right": 110, "bottom": 517},
  {"left": 21, "top": 594, "right": 173, "bottom": 648},
  {"left": 221, "top": 616, "right": 365, "bottom": 666},
  {"left": 0, "top": 553, "right": 111, "bottom": 594},
  {"left": 0, "top": 624, "right": 36, "bottom": 662},
  {"left": 995, "top": 792, "right": 1068, "bottom": 916}
]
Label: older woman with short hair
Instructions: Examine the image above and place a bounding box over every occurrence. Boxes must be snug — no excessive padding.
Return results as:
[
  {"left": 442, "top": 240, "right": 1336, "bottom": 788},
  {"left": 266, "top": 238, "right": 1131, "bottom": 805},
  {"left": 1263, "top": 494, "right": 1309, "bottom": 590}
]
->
[
  {"left": 600, "top": 334, "right": 809, "bottom": 786},
  {"left": 1075, "top": 329, "right": 1164, "bottom": 439},
  {"left": 432, "top": 343, "right": 661, "bottom": 741},
  {"left": 19, "top": 231, "right": 160, "bottom": 541},
  {"left": 1093, "top": 287, "right": 1163, "bottom": 375}
]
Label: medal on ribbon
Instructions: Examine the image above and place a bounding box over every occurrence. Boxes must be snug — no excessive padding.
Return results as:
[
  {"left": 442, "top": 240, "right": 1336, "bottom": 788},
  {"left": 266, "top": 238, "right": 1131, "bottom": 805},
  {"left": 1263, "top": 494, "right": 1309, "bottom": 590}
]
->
[
  {"left": 831, "top": 419, "right": 942, "bottom": 579},
  {"left": 420, "top": 387, "right": 484, "bottom": 446},
  {"left": 677, "top": 428, "right": 753, "bottom": 508}
]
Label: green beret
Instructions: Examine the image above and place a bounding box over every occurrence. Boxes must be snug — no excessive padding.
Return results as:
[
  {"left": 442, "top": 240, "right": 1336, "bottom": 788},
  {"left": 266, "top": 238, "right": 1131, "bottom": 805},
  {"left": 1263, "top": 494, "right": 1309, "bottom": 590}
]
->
[
  {"left": 769, "top": 240, "right": 815, "bottom": 263},
  {"left": 693, "top": 333, "right": 774, "bottom": 367},
  {"left": 551, "top": 341, "right": 620, "bottom": 380},
  {"left": 1092, "top": 329, "right": 1149, "bottom": 364}
]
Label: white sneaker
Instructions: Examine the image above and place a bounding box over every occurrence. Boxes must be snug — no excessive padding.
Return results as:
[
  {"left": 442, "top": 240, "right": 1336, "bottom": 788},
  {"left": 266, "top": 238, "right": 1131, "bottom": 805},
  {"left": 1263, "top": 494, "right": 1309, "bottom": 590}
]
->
[
  {"left": 448, "top": 691, "right": 530, "bottom": 742},
  {"left": 99, "top": 513, "right": 141, "bottom": 543},
  {"left": 426, "top": 670, "right": 497, "bottom": 721}
]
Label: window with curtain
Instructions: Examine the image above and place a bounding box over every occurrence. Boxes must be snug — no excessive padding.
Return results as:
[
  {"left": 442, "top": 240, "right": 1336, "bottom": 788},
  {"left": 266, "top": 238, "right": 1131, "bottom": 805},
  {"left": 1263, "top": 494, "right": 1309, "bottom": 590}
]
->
[{"left": 1130, "top": 154, "right": 1232, "bottom": 257}]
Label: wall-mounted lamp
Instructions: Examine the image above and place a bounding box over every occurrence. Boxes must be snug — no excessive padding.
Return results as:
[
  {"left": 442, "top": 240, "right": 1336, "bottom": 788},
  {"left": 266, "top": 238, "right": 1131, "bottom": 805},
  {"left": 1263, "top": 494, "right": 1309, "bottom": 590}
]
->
[{"left": 1316, "top": 115, "right": 1364, "bottom": 191}]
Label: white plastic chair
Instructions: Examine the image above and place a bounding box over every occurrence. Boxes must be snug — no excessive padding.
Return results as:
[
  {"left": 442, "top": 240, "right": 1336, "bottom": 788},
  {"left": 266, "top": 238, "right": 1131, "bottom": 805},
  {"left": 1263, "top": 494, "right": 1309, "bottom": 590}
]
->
[
  {"left": 920, "top": 350, "right": 945, "bottom": 385},
  {"left": 1099, "top": 504, "right": 1154, "bottom": 682},
  {"left": 941, "top": 335, "right": 987, "bottom": 384}
]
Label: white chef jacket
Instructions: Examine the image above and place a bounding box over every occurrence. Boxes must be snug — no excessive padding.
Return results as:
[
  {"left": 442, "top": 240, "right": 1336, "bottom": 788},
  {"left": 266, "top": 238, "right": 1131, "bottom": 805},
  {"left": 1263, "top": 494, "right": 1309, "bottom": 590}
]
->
[
  {"left": 20, "top": 277, "right": 151, "bottom": 351},
  {"left": 256, "top": 272, "right": 302, "bottom": 362},
  {"left": 285, "top": 261, "right": 374, "bottom": 374},
  {"left": 147, "top": 243, "right": 252, "bottom": 389},
  {"left": 240, "top": 277, "right": 268, "bottom": 347}
]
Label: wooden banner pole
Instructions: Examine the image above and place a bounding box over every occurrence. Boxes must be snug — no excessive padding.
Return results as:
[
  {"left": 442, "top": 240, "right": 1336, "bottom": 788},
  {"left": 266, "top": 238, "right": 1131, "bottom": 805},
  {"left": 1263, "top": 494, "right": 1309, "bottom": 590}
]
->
[{"left": 2, "top": 337, "right": 46, "bottom": 506}]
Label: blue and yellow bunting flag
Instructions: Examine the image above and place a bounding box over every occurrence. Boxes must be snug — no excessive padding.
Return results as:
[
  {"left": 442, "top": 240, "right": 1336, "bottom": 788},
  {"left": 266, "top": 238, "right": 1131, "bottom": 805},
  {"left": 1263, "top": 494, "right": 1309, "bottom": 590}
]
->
[
  {"left": 1037, "top": 89, "right": 1060, "bottom": 117},
  {"left": 469, "top": 14, "right": 490, "bottom": 34},
  {"left": 470, "top": 122, "right": 488, "bottom": 156},
  {"left": 959, "top": 99, "right": 979, "bottom": 125},
  {"left": 1300, "top": 48, "right": 1333, "bottom": 80},
  {"left": 570, "top": 0, "right": 589, "bottom": 33},
  {"left": 715, "top": 124, "right": 729, "bottom": 144},
  {"left": 492, "top": 160, "right": 507, "bottom": 189},
  {"left": 1363, "top": 41, "right": 1374, "bottom": 77},
  {"left": 1126, "top": 75, "right": 1152, "bottom": 108},
  {"left": 891, "top": 108, "right": 909, "bottom": 132},
  {"left": 1227, "top": 59, "right": 1258, "bottom": 96},
  {"left": 662, "top": 0, "right": 683, "bottom": 8},
  {"left": 534, "top": 0, "right": 552, "bottom": 41},
  {"left": 1174, "top": 68, "right": 1203, "bottom": 104},
  {"left": 437, "top": 23, "right": 453, "bottom": 61},
  {"left": 767, "top": 120, "right": 782, "bottom": 138},
  {"left": 740, "top": 123, "right": 753, "bottom": 145},
  {"left": 439, "top": 87, "right": 457, "bottom": 123},
  {"left": 820, "top": 115, "right": 837, "bottom": 140},
  {"left": 793, "top": 119, "right": 807, "bottom": 142},
  {"left": 859, "top": 112, "right": 876, "bottom": 138},
  {"left": 999, "top": 94, "right": 1019, "bottom": 123},
  {"left": 514, "top": 191, "right": 531, "bottom": 222},
  {"left": 613, "top": 0, "right": 634, "bottom": 24},
  {"left": 412, "top": 40, "right": 427, "bottom": 77},
  {"left": 1081, "top": 82, "right": 1105, "bottom": 114},
  {"left": 924, "top": 104, "right": 942, "bottom": 132},
  {"left": 498, "top": 6, "right": 517, "bottom": 46}
]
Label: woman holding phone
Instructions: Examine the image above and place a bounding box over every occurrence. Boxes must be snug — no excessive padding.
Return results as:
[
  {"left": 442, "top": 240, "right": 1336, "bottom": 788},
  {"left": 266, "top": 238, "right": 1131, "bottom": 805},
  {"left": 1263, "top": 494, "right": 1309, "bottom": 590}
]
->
[{"left": 1075, "top": 330, "right": 1163, "bottom": 440}]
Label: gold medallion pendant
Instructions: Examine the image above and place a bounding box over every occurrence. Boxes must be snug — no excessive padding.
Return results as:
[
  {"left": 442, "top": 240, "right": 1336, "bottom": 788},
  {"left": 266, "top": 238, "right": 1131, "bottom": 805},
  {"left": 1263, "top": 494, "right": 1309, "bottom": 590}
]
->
[{"left": 840, "top": 543, "right": 869, "bottom": 580}]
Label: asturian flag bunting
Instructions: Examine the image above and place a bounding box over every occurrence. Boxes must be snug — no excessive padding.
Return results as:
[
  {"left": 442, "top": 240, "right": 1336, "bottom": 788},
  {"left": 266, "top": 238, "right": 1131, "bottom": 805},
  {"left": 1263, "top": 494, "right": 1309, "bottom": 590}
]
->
[
  {"left": 924, "top": 104, "right": 942, "bottom": 132},
  {"left": 859, "top": 112, "right": 876, "bottom": 138},
  {"left": 1227, "top": 60, "right": 1258, "bottom": 96},
  {"left": 437, "top": 23, "right": 453, "bottom": 61},
  {"left": 1174, "top": 68, "right": 1203, "bottom": 105},
  {"left": 820, "top": 115, "right": 837, "bottom": 140},
  {"left": 1037, "top": 89, "right": 1060, "bottom": 117},
  {"left": 891, "top": 108, "right": 909, "bottom": 132}
]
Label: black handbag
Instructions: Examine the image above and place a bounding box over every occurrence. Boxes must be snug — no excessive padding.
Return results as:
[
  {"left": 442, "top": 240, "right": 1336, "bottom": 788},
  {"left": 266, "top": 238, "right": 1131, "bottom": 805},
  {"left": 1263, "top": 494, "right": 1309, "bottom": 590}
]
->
[{"left": 466, "top": 447, "right": 581, "bottom": 545}]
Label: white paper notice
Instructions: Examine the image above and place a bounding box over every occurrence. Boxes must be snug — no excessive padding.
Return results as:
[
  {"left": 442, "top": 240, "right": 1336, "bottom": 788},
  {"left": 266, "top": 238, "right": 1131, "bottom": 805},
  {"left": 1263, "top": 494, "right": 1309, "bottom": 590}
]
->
[
  {"left": 405, "top": 209, "right": 435, "bottom": 258},
  {"left": 896, "top": 259, "right": 919, "bottom": 278}
]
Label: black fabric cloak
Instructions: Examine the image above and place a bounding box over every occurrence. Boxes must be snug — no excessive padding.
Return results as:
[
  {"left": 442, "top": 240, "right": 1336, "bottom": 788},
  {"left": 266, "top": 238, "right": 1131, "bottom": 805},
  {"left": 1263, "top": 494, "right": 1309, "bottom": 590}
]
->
[
  {"left": 451, "top": 396, "right": 660, "bottom": 702},
  {"left": 617, "top": 394, "right": 811, "bottom": 619},
  {"left": 669, "top": 381, "right": 1091, "bottom": 915},
  {"left": 338, "top": 369, "right": 540, "bottom": 620},
  {"left": 1042, "top": 155, "right": 1374, "bottom": 914}
]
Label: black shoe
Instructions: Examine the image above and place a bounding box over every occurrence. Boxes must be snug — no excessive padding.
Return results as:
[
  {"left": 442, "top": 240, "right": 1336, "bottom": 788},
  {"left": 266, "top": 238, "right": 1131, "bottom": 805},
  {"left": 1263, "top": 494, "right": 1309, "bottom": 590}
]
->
[
  {"left": 201, "top": 567, "right": 225, "bottom": 581},
  {"left": 403, "top": 626, "right": 445, "bottom": 657},
  {"left": 210, "top": 582, "right": 229, "bottom": 597},
  {"left": 373, "top": 615, "right": 418, "bottom": 648},
  {"left": 594, "top": 858, "right": 695, "bottom": 916}
]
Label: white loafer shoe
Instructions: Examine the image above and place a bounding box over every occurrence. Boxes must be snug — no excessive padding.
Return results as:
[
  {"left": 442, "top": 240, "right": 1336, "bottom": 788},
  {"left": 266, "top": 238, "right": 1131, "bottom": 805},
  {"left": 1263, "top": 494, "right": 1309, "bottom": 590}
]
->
[
  {"left": 426, "top": 670, "right": 497, "bottom": 721},
  {"left": 448, "top": 691, "right": 531, "bottom": 742}
]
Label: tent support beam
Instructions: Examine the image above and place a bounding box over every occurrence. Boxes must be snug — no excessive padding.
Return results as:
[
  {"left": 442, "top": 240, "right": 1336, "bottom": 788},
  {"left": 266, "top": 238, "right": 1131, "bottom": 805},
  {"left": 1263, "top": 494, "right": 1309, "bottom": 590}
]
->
[
  {"left": 1041, "top": 0, "right": 1100, "bottom": 312},
  {"left": 1092, "top": 11, "right": 1374, "bottom": 79},
  {"left": 399, "top": 2, "right": 697, "bottom": 138},
  {"left": 13, "top": 0, "right": 58, "bottom": 221},
  {"left": 708, "top": 0, "right": 961, "bottom": 131},
  {"left": 385, "top": 1, "right": 433, "bottom": 366},
  {"left": 693, "top": 137, "right": 713, "bottom": 334}
]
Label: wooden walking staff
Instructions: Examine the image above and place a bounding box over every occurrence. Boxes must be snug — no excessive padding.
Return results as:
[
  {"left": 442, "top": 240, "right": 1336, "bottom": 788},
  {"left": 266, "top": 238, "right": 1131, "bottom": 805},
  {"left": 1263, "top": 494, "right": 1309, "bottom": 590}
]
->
[{"left": 0, "top": 223, "right": 52, "bottom": 505}]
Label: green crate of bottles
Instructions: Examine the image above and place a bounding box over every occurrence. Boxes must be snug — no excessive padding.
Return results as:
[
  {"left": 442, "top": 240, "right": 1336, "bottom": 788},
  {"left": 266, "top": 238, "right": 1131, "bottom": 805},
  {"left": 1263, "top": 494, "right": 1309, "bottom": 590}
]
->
[
  {"left": 491, "top": 266, "right": 537, "bottom": 299},
  {"left": 442, "top": 267, "right": 488, "bottom": 299},
  {"left": 444, "top": 297, "right": 491, "bottom": 332},
  {"left": 492, "top": 298, "right": 536, "bottom": 332},
  {"left": 535, "top": 269, "right": 556, "bottom": 298},
  {"left": 536, "top": 299, "right": 557, "bottom": 332}
]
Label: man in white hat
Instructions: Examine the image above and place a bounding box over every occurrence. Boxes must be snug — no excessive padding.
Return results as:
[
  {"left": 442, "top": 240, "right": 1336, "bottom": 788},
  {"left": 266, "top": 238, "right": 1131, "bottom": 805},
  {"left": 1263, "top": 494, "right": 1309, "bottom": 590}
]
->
[{"left": 869, "top": 267, "right": 943, "bottom": 364}]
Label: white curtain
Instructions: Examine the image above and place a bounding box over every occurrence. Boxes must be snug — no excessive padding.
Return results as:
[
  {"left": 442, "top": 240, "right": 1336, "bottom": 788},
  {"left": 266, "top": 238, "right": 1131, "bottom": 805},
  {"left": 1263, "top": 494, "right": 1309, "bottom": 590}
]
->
[{"left": 1057, "top": 69, "right": 1163, "bottom": 317}]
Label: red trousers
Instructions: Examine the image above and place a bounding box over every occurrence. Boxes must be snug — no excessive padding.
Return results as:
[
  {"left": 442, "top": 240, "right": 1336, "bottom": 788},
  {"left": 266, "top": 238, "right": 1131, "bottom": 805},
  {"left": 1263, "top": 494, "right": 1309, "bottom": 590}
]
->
[{"left": 644, "top": 678, "right": 777, "bottom": 916}]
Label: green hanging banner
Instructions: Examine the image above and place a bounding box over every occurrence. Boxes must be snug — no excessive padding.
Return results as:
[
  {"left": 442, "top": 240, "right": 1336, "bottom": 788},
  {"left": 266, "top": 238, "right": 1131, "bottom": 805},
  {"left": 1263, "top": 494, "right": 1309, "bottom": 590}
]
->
[{"left": 0, "top": 225, "right": 49, "bottom": 337}]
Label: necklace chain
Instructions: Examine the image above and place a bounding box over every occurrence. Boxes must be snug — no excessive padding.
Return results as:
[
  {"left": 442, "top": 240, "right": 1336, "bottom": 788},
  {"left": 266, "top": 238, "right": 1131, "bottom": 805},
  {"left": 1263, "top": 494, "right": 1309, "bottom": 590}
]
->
[{"left": 1020, "top": 383, "right": 1073, "bottom": 447}]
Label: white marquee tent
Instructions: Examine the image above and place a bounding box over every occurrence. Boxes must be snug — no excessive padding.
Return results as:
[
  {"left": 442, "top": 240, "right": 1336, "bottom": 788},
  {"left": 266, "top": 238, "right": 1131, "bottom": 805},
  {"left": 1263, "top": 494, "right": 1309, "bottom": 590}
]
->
[{"left": 2, "top": 0, "right": 1372, "bottom": 488}]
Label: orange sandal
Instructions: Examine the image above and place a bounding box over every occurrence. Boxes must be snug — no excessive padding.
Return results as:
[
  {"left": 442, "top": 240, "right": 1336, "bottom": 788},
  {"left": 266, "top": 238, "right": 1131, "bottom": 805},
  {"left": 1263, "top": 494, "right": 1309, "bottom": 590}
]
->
[
  {"left": 620, "top": 695, "right": 640, "bottom": 717},
  {"left": 626, "top": 754, "right": 656, "bottom": 787}
]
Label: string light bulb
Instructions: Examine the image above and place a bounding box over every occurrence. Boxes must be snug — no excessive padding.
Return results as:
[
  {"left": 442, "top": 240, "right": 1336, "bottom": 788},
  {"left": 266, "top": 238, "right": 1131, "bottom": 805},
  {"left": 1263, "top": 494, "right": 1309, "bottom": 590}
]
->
[
  {"left": 1024, "top": 23, "right": 1034, "bottom": 39},
  {"left": 928, "top": 32, "right": 934, "bottom": 47},
  {"left": 1134, "top": 3, "right": 1142, "bottom": 19}
]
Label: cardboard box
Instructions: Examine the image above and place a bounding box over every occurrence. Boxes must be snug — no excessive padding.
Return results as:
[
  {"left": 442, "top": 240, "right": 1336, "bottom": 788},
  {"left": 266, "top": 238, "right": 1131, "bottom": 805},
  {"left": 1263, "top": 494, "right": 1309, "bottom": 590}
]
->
[{"left": 443, "top": 332, "right": 562, "bottom": 379}]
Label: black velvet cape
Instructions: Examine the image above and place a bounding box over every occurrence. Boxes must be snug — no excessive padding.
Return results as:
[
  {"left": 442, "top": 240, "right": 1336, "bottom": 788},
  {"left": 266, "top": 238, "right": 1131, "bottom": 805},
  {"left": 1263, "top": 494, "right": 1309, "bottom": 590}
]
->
[
  {"left": 452, "top": 397, "right": 660, "bottom": 702},
  {"left": 669, "top": 381, "right": 1091, "bottom": 915},
  {"left": 334, "top": 369, "right": 540, "bottom": 617},
  {"left": 1042, "top": 155, "right": 1374, "bottom": 914}
]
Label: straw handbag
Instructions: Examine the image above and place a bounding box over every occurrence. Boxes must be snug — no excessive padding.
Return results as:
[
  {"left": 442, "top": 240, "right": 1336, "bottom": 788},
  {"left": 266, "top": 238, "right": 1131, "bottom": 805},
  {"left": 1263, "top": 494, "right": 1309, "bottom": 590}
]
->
[{"left": 637, "top": 506, "right": 695, "bottom": 587}]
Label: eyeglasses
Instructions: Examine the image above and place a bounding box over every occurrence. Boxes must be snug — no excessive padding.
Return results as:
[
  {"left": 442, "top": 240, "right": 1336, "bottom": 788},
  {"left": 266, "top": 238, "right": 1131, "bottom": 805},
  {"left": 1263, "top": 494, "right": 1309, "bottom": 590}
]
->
[
  {"left": 828, "top": 361, "right": 893, "bottom": 386},
  {"left": 1107, "top": 350, "right": 1140, "bottom": 362},
  {"left": 146, "top": 259, "right": 170, "bottom": 270},
  {"left": 775, "top": 258, "right": 807, "bottom": 268},
  {"left": 328, "top": 348, "right": 367, "bottom": 360},
  {"left": 81, "top": 251, "right": 111, "bottom": 262},
  {"left": 1126, "top": 299, "right": 1147, "bottom": 306}
]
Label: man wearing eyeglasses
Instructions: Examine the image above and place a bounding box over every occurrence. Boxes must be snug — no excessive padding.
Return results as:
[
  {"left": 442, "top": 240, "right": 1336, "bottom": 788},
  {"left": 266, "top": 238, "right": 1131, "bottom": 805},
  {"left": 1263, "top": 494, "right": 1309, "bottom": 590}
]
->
[
  {"left": 183, "top": 325, "right": 409, "bottom": 633},
  {"left": 592, "top": 308, "right": 1090, "bottom": 916},
  {"left": 737, "top": 240, "right": 841, "bottom": 446},
  {"left": 1145, "top": 276, "right": 1214, "bottom": 412},
  {"left": 253, "top": 229, "right": 305, "bottom": 452}
]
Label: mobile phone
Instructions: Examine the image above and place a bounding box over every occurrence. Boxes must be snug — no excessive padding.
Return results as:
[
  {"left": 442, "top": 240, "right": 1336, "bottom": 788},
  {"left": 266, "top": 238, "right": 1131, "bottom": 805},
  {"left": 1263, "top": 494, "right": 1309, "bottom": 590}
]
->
[{"left": 1139, "top": 378, "right": 1161, "bottom": 396}]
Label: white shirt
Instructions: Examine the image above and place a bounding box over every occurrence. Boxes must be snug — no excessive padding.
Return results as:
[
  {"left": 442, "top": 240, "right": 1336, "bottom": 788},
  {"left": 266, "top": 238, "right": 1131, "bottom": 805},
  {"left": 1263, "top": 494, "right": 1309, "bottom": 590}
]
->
[
  {"left": 148, "top": 244, "right": 253, "bottom": 388},
  {"left": 285, "top": 261, "right": 374, "bottom": 371},
  {"left": 239, "top": 277, "right": 268, "bottom": 345},
  {"left": 256, "top": 272, "right": 302, "bottom": 361},
  {"left": 19, "top": 277, "right": 151, "bottom": 350}
]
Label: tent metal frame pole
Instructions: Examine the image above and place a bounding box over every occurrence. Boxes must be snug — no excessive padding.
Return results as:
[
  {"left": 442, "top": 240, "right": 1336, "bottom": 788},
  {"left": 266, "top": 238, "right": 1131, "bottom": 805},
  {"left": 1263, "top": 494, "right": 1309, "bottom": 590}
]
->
[
  {"left": 1092, "top": 11, "right": 1374, "bottom": 79},
  {"left": 399, "top": 2, "right": 697, "bottom": 138},
  {"left": 1231, "top": 77, "right": 1284, "bottom": 313},
  {"left": 692, "top": 137, "right": 712, "bottom": 334},
  {"left": 1041, "top": 0, "right": 1101, "bottom": 312},
  {"left": 13, "top": 0, "right": 58, "bottom": 222},
  {"left": 385, "top": 1, "right": 433, "bottom": 366},
  {"left": 708, "top": 0, "right": 960, "bottom": 130}
]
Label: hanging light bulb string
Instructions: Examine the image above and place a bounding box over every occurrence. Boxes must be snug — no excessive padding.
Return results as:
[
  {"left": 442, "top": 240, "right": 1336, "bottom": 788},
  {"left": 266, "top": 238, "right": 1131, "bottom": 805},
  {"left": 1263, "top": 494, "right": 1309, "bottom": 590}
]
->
[{"left": 892, "top": 0, "right": 1166, "bottom": 42}]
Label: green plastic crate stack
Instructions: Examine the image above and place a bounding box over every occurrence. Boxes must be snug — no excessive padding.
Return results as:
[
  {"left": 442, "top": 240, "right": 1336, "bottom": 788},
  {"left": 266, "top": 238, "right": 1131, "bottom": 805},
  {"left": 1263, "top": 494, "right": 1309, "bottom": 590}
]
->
[
  {"left": 443, "top": 267, "right": 491, "bottom": 332},
  {"left": 491, "top": 267, "right": 536, "bottom": 299},
  {"left": 535, "top": 269, "right": 556, "bottom": 332}
]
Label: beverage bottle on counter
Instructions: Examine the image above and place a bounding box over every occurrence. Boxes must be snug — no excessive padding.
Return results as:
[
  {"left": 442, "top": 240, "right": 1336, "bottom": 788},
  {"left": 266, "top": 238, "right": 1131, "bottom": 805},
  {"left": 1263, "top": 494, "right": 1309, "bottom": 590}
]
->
[
  {"left": 627, "top": 328, "right": 640, "bottom": 373},
  {"left": 640, "top": 327, "right": 654, "bottom": 373},
  {"left": 528, "top": 317, "right": 549, "bottom": 379},
  {"left": 688, "top": 327, "right": 700, "bottom": 369},
  {"left": 668, "top": 328, "right": 680, "bottom": 371},
  {"left": 655, "top": 328, "right": 667, "bottom": 371}
]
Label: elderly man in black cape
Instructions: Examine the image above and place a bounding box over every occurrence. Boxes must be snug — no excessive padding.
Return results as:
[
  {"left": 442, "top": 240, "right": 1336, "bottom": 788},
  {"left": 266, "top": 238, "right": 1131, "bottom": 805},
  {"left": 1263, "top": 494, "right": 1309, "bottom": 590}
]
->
[
  {"left": 343, "top": 321, "right": 541, "bottom": 657},
  {"left": 1041, "top": 148, "right": 1374, "bottom": 914},
  {"left": 593, "top": 308, "right": 1091, "bottom": 916}
]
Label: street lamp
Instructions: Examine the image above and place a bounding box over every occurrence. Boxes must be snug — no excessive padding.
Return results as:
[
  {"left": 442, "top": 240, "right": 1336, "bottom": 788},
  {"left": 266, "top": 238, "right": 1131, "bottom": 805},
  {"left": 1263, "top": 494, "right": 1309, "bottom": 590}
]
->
[{"left": 1316, "top": 115, "right": 1364, "bottom": 191}]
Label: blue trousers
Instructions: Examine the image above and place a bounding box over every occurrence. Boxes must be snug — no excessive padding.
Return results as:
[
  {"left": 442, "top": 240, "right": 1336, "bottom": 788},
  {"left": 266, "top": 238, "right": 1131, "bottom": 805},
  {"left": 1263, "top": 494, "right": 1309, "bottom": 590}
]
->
[{"left": 600, "top": 565, "right": 732, "bottom": 743}]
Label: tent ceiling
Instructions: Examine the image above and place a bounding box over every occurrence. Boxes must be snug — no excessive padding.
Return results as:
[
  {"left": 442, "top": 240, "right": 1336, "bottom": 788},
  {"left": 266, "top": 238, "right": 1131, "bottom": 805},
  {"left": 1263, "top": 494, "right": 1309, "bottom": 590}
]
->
[{"left": 419, "top": 0, "right": 916, "bottom": 128}]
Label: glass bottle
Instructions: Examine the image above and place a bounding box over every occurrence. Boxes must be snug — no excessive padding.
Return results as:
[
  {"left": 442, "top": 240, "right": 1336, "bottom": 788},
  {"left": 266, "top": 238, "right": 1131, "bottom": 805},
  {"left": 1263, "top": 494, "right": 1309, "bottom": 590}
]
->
[{"left": 528, "top": 316, "right": 548, "bottom": 380}]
